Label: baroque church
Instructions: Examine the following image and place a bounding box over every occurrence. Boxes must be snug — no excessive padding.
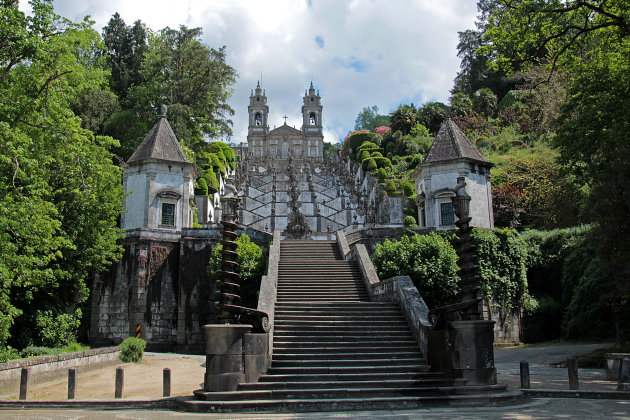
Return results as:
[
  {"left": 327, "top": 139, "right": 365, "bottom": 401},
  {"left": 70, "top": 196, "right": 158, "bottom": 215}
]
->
[
  {"left": 90, "top": 81, "right": 503, "bottom": 353},
  {"left": 247, "top": 81, "right": 324, "bottom": 160}
]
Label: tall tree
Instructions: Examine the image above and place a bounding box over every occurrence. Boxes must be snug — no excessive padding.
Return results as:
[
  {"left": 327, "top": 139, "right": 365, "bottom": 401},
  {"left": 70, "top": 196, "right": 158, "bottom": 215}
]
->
[
  {"left": 0, "top": 0, "right": 124, "bottom": 349},
  {"left": 102, "top": 13, "right": 147, "bottom": 102},
  {"left": 483, "top": 0, "right": 630, "bottom": 343},
  {"left": 354, "top": 105, "right": 389, "bottom": 131},
  {"left": 389, "top": 104, "right": 417, "bottom": 135}
]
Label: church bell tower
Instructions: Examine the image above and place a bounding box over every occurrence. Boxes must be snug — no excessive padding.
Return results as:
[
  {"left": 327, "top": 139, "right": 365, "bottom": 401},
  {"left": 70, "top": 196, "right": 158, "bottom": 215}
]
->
[
  {"left": 302, "top": 81, "right": 324, "bottom": 159},
  {"left": 248, "top": 81, "right": 269, "bottom": 158}
]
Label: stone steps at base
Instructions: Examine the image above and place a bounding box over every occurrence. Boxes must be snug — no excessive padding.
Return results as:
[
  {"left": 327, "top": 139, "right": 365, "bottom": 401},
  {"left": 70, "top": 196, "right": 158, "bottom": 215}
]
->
[
  {"left": 239, "top": 377, "right": 457, "bottom": 390},
  {"left": 193, "top": 384, "right": 507, "bottom": 401},
  {"left": 272, "top": 352, "right": 425, "bottom": 361},
  {"left": 180, "top": 390, "right": 525, "bottom": 413},
  {"left": 270, "top": 358, "right": 426, "bottom": 368}
]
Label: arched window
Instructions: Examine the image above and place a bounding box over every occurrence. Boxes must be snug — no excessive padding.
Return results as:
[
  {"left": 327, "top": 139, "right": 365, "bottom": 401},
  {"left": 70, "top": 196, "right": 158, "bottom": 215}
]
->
[
  {"left": 254, "top": 112, "right": 262, "bottom": 126},
  {"left": 309, "top": 112, "right": 316, "bottom": 125}
]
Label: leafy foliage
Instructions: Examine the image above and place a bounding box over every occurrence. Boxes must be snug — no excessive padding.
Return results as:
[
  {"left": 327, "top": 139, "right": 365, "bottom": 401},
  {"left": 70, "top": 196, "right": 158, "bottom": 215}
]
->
[
  {"left": 472, "top": 228, "right": 530, "bottom": 328},
  {"left": 372, "top": 234, "right": 459, "bottom": 308},
  {"left": 0, "top": 0, "right": 124, "bottom": 351},
  {"left": 118, "top": 337, "right": 146, "bottom": 363},
  {"left": 208, "top": 235, "right": 266, "bottom": 309}
]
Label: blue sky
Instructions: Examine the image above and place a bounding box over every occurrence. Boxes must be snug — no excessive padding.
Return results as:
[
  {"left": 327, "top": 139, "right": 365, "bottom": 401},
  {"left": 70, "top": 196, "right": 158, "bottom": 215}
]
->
[{"left": 49, "top": 0, "right": 478, "bottom": 144}]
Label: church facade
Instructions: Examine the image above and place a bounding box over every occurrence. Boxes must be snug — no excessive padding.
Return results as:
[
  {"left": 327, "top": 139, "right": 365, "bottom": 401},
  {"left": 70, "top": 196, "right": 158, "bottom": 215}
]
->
[{"left": 247, "top": 82, "right": 324, "bottom": 160}]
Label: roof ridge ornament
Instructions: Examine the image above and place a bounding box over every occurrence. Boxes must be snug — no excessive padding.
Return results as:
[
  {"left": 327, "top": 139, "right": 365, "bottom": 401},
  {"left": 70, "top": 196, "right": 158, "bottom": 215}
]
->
[{"left": 161, "top": 104, "right": 167, "bottom": 118}]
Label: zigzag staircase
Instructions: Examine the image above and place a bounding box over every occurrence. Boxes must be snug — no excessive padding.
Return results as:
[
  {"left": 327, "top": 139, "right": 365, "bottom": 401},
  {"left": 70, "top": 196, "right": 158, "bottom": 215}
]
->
[{"left": 184, "top": 239, "right": 519, "bottom": 413}]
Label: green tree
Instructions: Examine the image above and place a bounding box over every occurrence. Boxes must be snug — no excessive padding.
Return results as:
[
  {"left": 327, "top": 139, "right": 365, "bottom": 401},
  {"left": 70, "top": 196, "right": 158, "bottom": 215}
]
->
[
  {"left": 354, "top": 105, "right": 389, "bottom": 131},
  {"left": 136, "top": 26, "right": 237, "bottom": 156},
  {"left": 483, "top": 0, "right": 630, "bottom": 344},
  {"left": 389, "top": 104, "right": 417, "bottom": 135},
  {"left": 0, "top": 0, "right": 124, "bottom": 349},
  {"left": 102, "top": 13, "right": 147, "bottom": 102},
  {"left": 416, "top": 102, "right": 446, "bottom": 135}
]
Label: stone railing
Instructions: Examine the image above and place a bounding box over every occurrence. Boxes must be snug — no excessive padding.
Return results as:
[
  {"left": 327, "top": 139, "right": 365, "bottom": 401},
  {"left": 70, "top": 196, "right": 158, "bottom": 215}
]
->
[
  {"left": 257, "top": 230, "right": 281, "bottom": 357},
  {"left": 0, "top": 347, "right": 120, "bottom": 391},
  {"left": 350, "top": 242, "right": 431, "bottom": 358}
]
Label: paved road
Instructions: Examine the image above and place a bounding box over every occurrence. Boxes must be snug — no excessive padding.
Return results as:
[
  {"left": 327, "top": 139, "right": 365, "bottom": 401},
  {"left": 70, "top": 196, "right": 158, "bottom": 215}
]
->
[
  {"left": 1, "top": 398, "right": 629, "bottom": 419},
  {"left": 495, "top": 342, "right": 612, "bottom": 366}
]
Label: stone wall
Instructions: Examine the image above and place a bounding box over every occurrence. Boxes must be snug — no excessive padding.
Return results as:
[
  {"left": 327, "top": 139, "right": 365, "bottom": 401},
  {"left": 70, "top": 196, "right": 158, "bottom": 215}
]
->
[
  {"left": 90, "top": 227, "right": 272, "bottom": 354},
  {"left": 0, "top": 347, "right": 120, "bottom": 392}
]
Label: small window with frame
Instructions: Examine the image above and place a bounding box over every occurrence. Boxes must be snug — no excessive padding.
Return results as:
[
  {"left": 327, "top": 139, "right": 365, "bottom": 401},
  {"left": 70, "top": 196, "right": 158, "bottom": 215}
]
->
[
  {"left": 161, "top": 203, "right": 175, "bottom": 226},
  {"left": 440, "top": 202, "right": 455, "bottom": 226}
]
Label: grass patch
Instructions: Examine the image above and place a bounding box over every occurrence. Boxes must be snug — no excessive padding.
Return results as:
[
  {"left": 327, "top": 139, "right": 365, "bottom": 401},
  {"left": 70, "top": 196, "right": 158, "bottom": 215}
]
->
[{"left": 577, "top": 344, "right": 630, "bottom": 368}]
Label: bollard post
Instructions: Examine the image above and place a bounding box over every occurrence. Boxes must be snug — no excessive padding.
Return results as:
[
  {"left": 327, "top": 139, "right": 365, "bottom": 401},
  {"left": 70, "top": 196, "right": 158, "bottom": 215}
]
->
[
  {"left": 163, "top": 367, "right": 171, "bottom": 397},
  {"left": 115, "top": 366, "right": 124, "bottom": 398},
  {"left": 568, "top": 357, "right": 579, "bottom": 390},
  {"left": 19, "top": 368, "right": 29, "bottom": 400},
  {"left": 68, "top": 368, "right": 77, "bottom": 399},
  {"left": 618, "top": 356, "right": 630, "bottom": 391},
  {"left": 520, "top": 361, "right": 530, "bottom": 389}
]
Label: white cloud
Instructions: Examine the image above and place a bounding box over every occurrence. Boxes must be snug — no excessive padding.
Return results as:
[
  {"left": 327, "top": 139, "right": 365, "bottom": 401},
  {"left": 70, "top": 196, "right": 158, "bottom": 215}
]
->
[{"left": 50, "top": 0, "right": 477, "bottom": 144}]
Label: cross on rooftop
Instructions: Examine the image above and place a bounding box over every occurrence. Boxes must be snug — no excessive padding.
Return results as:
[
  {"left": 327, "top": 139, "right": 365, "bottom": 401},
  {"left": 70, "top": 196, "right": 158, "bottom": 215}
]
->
[{"left": 283, "top": 115, "right": 288, "bottom": 124}]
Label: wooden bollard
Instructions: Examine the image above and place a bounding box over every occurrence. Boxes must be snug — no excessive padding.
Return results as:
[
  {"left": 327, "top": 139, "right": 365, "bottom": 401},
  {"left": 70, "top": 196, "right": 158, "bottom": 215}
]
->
[
  {"left": 520, "top": 361, "right": 530, "bottom": 389},
  {"left": 568, "top": 357, "right": 579, "bottom": 390},
  {"left": 115, "top": 366, "right": 124, "bottom": 398},
  {"left": 618, "top": 356, "right": 630, "bottom": 391},
  {"left": 19, "top": 368, "right": 29, "bottom": 400},
  {"left": 163, "top": 368, "right": 171, "bottom": 397},
  {"left": 68, "top": 368, "right": 77, "bottom": 399}
]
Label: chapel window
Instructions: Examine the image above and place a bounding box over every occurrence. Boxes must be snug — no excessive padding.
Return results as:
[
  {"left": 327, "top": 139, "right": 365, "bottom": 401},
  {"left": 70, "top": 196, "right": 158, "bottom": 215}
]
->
[
  {"left": 309, "top": 112, "right": 316, "bottom": 125},
  {"left": 440, "top": 202, "right": 455, "bottom": 226},
  {"left": 161, "top": 203, "right": 175, "bottom": 226},
  {"left": 255, "top": 113, "right": 262, "bottom": 126}
]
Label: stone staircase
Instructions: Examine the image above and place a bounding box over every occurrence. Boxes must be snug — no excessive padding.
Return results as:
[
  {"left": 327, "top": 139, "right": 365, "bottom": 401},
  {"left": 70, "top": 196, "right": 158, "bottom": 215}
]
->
[{"left": 183, "top": 240, "right": 520, "bottom": 413}]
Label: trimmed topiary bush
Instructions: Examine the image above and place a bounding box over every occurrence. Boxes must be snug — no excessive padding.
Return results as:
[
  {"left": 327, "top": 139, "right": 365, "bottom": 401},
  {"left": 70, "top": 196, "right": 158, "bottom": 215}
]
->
[
  {"left": 404, "top": 215, "right": 417, "bottom": 227},
  {"left": 401, "top": 180, "right": 415, "bottom": 197},
  {"left": 194, "top": 177, "right": 208, "bottom": 195},
  {"left": 119, "top": 337, "right": 147, "bottom": 363}
]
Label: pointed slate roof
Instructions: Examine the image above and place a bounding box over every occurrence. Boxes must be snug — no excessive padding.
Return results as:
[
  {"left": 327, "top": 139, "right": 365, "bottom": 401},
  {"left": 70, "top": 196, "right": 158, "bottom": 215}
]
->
[
  {"left": 127, "top": 108, "right": 189, "bottom": 165},
  {"left": 423, "top": 118, "right": 486, "bottom": 164}
]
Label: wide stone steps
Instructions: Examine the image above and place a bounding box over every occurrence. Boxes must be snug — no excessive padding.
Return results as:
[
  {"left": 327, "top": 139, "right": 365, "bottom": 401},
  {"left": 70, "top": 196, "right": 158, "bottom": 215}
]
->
[
  {"left": 239, "top": 376, "right": 459, "bottom": 390},
  {"left": 184, "top": 391, "right": 523, "bottom": 413},
  {"left": 182, "top": 239, "right": 520, "bottom": 413},
  {"left": 194, "top": 384, "right": 501, "bottom": 401}
]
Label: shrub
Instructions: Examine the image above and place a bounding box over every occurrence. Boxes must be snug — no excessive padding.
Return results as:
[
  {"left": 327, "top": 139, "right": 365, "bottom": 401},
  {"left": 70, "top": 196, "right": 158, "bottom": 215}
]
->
[
  {"left": 194, "top": 177, "right": 208, "bottom": 195},
  {"left": 0, "top": 346, "right": 19, "bottom": 363},
  {"left": 119, "top": 337, "right": 147, "bottom": 363},
  {"left": 364, "top": 158, "right": 377, "bottom": 172},
  {"left": 385, "top": 181, "right": 397, "bottom": 194},
  {"left": 403, "top": 215, "right": 417, "bottom": 227},
  {"left": 359, "top": 150, "right": 370, "bottom": 163},
  {"left": 401, "top": 180, "right": 415, "bottom": 197},
  {"left": 35, "top": 309, "right": 82, "bottom": 348},
  {"left": 372, "top": 234, "right": 459, "bottom": 308},
  {"left": 376, "top": 167, "right": 387, "bottom": 181},
  {"left": 204, "top": 168, "right": 220, "bottom": 194},
  {"left": 371, "top": 151, "right": 383, "bottom": 158}
]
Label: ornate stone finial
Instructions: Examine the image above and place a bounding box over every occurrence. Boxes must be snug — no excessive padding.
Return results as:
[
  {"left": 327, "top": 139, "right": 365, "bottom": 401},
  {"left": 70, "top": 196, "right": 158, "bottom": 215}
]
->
[{"left": 161, "top": 104, "right": 167, "bottom": 118}]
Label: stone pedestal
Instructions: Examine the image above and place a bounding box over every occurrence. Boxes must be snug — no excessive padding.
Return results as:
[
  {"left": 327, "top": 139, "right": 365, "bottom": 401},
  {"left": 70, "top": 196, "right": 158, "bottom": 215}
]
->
[
  {"left": 203, "top": 324, "right": 270, "bottom": 392},
  {"left": 449, "top": 320, "right": 497, "bottom": 385},
  {"left": 204, "top": 324, "right": 251, "bottom": 391}
]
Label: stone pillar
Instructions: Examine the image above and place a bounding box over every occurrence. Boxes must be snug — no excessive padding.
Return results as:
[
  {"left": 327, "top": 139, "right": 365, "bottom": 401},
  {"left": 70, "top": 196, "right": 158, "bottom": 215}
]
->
[
  {"left": 244, "top": 333, "right": 271, "bottom": 383},
  {"left": 204, "top": 324, "right": 251, "bottom": 391},
  {"left": 448, "top": 320, "right": 497, "bottom": 385}
]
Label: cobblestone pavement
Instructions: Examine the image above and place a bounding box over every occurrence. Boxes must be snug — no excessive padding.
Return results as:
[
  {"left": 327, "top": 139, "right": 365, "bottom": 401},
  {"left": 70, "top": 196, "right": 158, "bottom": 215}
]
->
[{"left": 1, "top": 398, "right": 630, "bottom": 419}]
